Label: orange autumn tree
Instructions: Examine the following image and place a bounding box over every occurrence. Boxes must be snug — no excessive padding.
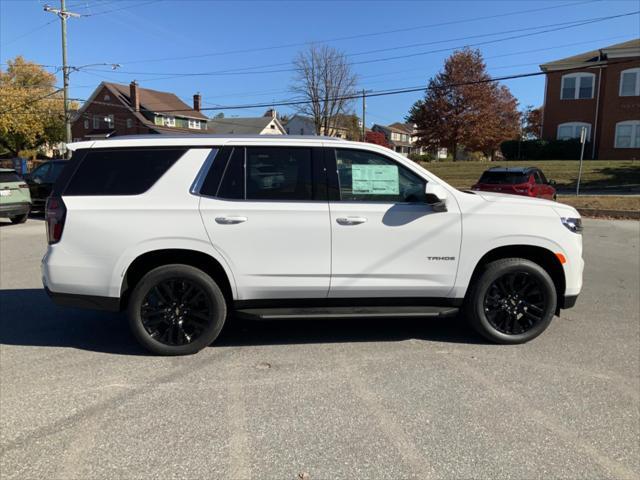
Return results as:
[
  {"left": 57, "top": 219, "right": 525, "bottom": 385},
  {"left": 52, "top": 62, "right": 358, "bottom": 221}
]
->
[{"left": 408, "top": 48, "right": 520, "bottom": 160}]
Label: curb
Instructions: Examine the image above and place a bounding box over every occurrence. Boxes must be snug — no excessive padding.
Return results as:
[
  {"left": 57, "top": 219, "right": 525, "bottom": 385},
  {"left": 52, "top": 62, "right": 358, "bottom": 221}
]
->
[{"left": 576, "top": 208, "right": 640, "bottom": 220}]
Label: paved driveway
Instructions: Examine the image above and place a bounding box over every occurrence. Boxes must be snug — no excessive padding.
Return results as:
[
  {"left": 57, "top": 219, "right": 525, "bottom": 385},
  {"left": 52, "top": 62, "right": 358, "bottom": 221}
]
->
[{"left": 1, "top": 218, "right": 638, "bottom": 479}]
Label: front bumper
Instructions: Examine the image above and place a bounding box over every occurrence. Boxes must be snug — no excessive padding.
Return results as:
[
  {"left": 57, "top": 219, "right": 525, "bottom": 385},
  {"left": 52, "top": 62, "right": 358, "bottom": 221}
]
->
[
  {"left": 0, "top": 202, "right": 30, "bottom": 217},
  {"left": 561, "top": 294, "right": 579, "bottom": 309}
]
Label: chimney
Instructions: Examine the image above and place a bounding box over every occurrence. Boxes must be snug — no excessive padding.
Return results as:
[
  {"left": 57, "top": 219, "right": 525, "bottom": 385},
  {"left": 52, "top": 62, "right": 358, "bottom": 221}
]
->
[
  {"left": 193, "top": 93, "right": 201, "bottom": 112},
  {"left": 264, "top": 108, "right": 276, "bottom": 118},
  {"left": 130, "top": 81, "right": 140, "bottom": 112}
]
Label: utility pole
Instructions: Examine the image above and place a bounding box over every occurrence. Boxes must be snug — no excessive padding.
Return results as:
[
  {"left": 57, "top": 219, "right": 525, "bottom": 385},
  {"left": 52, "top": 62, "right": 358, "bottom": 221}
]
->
[
  {"left": 361, "top": 89, "right": 369, "bottom": 141},
  {"left": 44, "top": 2, "right": 80, "bottom": 158}
]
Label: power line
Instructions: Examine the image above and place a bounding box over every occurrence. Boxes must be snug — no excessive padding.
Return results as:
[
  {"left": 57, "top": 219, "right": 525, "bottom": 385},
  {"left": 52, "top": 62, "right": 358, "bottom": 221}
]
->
[
  {"left": 117, "top": 0, "right": 599, "bottom": 65},
  {"left": 80, "top": 10, "right": 639, "bottom": 81},
  {"left": 82, "top": 0, "right": 161, "bottom": 17},
  {"left": 44, "top": 59, "right": 635, "bottom": 116},
  {"left": 0, "top": 19, "right": 57, "bottom": 46}
]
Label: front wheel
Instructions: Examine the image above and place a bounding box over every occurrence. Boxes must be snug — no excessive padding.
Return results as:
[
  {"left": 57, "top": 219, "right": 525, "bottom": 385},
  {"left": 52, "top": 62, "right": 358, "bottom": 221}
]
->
[
  {"left": 127, "top": 264, "right": 227, "bottom": 355},
  {"left": 465, "top": 258, "right": 557, "bottom": 344}
]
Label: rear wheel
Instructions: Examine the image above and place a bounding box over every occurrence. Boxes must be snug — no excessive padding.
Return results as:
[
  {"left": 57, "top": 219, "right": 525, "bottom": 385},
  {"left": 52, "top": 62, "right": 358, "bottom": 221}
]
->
[
  {"left": 127, "top": 264, "right": 227, "bottom": 355},
  {"left": 9, "top": 213, "right": 28, "bottom": 224},
  {"left": 465, "top": 258, "right": 557, "bottom": 344}
]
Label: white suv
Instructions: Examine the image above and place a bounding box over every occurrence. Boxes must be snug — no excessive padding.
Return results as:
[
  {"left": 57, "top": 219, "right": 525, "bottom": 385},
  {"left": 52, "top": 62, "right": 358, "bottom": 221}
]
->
[{"left": 42, "top": 136, "right": 583, "bottom": 355}]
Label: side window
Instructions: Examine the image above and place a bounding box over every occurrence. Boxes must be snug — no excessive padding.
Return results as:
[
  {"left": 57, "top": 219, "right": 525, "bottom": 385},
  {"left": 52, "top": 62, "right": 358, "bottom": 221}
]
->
[
  {"left": 335, "top": 149, "right": 426, "bottom": 203},
  {"left": 536, "top": 170, "right": 548, "bottom": 184},
  {"left": 246, "top": 147, "right": 312, "bottom": 201},
  {"left": 217, "top": 147, "right": 245, "bottom": 200},
  {"left": 31, "top": 163, "right": 50, "bottom": 183},
  {"left": 64, "top": 148, "right": 186, "bottom": 196},
  {"left": 46, "top": 162, "right": 66, "bottom": 183}
]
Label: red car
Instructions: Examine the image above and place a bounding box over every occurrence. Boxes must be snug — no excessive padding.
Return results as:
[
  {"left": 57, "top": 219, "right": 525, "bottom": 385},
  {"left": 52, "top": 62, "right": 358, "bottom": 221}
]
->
[{"left": 472, "top": 167, "right": 557, "bottom": 200}]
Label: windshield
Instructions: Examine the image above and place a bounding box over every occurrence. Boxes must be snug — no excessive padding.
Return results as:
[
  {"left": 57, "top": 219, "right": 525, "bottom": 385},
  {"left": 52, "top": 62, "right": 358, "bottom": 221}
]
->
[{"left": 478, "top": 171, "right": 529, "bottom": 184}]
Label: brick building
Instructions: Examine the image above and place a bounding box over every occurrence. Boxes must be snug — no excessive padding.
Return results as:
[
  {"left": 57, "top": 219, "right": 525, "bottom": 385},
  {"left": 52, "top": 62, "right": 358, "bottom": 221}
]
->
[
  {"left": 71, "top": 81, "right": 208, "bottom": 141},
  {"left": 540, "top": 39, "right": 640, "bottom": 160}
]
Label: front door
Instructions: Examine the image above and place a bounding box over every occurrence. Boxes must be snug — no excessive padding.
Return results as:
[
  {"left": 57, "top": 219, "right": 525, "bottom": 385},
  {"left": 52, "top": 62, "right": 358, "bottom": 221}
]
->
[
  {"left": 327, "top": 147, "right": 462, "bottom": 298},
  {"left": 199, "top": 145, "right": 330, "bottom": 300}
]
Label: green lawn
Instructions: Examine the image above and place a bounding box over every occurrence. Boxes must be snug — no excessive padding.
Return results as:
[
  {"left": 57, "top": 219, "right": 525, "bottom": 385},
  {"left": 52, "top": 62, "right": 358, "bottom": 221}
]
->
[{"left": 421, "top": 160, "right": 640, "bottom": 190}]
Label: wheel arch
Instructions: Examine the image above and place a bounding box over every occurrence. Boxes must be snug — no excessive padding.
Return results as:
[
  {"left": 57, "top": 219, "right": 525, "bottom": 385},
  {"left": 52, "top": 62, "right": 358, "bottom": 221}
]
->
[
  {"left": 466, "top": 244, "right": 566, "bottom": 311},
  {"left": 120, "top": 249, "right": 236, "bottom": 308}
]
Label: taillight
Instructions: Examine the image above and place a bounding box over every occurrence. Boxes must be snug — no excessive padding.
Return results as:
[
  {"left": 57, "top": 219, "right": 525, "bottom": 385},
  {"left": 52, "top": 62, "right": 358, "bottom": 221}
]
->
[
  {"left": 45, "top": 196, "right": 66, "bottom": 244},
  {"left": 18, "top": 183, "right": 28, "bottom": 189}
]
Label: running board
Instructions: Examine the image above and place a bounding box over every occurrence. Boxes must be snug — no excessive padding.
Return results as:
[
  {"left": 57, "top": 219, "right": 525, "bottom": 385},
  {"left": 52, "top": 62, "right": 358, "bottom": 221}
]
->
[{"left": 234, "top": 306, "right": 459, "bottom": 320}]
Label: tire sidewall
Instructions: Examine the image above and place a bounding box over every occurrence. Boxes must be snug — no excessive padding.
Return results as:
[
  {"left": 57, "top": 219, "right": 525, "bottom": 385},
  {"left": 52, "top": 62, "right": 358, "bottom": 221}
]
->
[
  {"left": 470, "top": 259, "right": 557, "bottom": 344},
  {"left": 128, "top": 264, "right": 227, "bottom": 355}
]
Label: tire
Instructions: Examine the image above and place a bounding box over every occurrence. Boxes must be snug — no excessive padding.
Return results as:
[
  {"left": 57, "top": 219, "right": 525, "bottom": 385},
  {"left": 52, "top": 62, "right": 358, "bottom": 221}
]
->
[
  {"left": 10, "top": 213, "right": 28, "bottom": 224},
  {"left": 464, "top": 258, "right": 557, "bottom": 344},
  {"left": 127, "top": 264, "right": 227, "bottom": 355},
  {"left": 552, "top": 194, "right": 558, "bottom": 202}
]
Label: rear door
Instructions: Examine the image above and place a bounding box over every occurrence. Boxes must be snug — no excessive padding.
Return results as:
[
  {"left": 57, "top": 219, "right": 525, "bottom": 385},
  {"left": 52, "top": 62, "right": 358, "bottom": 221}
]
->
[
  {"left": 198, "top": 145, "right": 331, "bottom": 300},
  {"left": 326, "top": 147, "right": 462, "bottom": 298}
]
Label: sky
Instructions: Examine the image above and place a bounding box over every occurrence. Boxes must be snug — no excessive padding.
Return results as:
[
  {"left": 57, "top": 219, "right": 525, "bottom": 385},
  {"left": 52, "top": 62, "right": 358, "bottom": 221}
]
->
[{"left": 1, "top": 0, "right": 639, "bottom": 127}]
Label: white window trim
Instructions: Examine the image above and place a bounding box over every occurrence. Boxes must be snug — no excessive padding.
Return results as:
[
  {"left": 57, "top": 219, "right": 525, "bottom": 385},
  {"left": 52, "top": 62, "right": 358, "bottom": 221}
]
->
[
  {"left": 614, "top": 120, "right": 640, "bottom": 149},
  {"left": 165, "top": 116, "right": 176, "bottom": 127},
  {"left": 188, "top": 119, "right": 201, "bottom": 129},
  {"left": 557, "top": 122, "right": 591, "bottom": 141},
  {"left": 560, "top": 72, "right": 595, "bottom": 100},
  {"left": 619, "top": 68, "right": 640, "bottom": 97}
]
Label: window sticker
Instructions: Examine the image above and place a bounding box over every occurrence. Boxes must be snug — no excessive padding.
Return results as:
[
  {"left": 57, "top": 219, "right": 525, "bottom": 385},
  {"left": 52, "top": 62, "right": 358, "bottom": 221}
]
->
[{"left": 351, "top": 164, "right": 399, "bottom": 195}]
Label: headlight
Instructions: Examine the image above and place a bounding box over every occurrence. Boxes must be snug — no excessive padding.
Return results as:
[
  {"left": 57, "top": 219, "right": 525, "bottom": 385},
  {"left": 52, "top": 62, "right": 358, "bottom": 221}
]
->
[{"left": 561, "top": 217, "right": 583, "bottom": 234}]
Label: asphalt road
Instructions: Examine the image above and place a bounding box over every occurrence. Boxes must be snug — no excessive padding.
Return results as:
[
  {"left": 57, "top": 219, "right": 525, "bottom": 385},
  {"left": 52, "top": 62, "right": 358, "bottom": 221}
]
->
[{"left": 1, "top": 218, "right": 639, "bottom": 480}]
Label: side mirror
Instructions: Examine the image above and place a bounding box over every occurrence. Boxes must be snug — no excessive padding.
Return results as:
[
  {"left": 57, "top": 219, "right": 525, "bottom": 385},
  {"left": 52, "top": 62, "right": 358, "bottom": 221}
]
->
[
  {"left": 425, "top": 183, "right": 448, "bottom": 212},
  {"left": 33, "top": 176, "right": 42, "bottom": 184}
]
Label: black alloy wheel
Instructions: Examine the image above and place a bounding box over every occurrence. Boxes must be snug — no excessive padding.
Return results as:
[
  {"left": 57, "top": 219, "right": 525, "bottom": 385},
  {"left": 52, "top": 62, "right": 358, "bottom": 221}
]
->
[
  {"left": 465, "top": 258, "right": 557, "bottom": 344},
  {"left": 128, "top": 264, "right": 227, "bottom": 355},
  {"left": 141, "top": 278, "right": 212, "bottom": 346},
  {"left": 483, "top": 272, "right": 547, "bottom": 335}
]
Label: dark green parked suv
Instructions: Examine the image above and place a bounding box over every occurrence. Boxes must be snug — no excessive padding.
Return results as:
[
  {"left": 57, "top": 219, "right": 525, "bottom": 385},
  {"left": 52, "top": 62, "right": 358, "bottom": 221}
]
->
[{"left": 0, "top": 168, "right": 31, "bottom": 224}]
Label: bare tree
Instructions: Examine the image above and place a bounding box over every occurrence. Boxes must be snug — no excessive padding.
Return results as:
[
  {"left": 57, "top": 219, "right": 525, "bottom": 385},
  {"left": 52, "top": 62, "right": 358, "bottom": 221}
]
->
[{"left": 291, "top": 45, "right": 358, "bottom": 135}]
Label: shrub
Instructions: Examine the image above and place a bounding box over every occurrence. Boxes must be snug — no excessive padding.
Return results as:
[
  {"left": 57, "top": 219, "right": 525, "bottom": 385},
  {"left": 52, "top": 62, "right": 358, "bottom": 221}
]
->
[{"left": 408, "top": 152, "right": 435, "bottom": 162}]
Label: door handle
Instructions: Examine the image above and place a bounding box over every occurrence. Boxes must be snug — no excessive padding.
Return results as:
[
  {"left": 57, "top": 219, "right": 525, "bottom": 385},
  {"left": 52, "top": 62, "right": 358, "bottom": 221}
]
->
[
  {"left": 336, "top": 216, "right": 367, "bottom": 226},
  {"left": 215, "top": 216, "right": 248, "bottom": 225}
]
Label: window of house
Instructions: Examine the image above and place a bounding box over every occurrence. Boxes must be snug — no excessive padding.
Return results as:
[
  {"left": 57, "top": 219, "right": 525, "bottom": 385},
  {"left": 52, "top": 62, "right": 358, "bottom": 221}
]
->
[
  {"left": 126, "top": 118, "right": 133, "bottom": 129},
  {"left": 93, "top": 115, "right": 100, "bottom": 129},
  {"left": 557, "top": 122, "right": 591, "bottom": 141},
  {"left": 614, "top": 121, "right": 640, "bottom": 148},
  {"left": 165, "top": 117, "right": 176, "bottom": 127},
  {"left": 620, "top": 68, "right": 640, "bottom": 97},
  {"left": 335, "top": 149, "right": 426, "bottom": 203},
  {"left": 188, "top": 119, "right": 201, "bottom": 129},
  {"left": 561, "top": 73, "right": 595, "bottom": 99},
  {"left": 83, "top": 119, "right": 89, "bottom": 129},
  {"left": 104, "top": 94, "right": 110, "bottom": 101},
  {"left": 105, "top": 114, "right": 114, "bottom": 130},
  {"left": 300, "top": 128, "right": 304, "bottom": 135}
]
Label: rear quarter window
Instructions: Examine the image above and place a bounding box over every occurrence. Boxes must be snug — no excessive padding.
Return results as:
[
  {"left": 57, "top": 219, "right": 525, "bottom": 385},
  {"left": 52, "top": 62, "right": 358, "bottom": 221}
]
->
[{"left": 63, "top": 148, "right": 187, "bottom": 196}]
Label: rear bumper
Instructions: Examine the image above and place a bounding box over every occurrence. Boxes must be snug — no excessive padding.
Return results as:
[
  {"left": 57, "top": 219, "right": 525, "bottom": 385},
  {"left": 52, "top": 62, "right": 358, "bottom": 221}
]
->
[
  {"left": 44, "top": 286, "right": 121, "bottom": 312},
  {"left": 0, "top": 202, "right": 30, "bottom": 217}
]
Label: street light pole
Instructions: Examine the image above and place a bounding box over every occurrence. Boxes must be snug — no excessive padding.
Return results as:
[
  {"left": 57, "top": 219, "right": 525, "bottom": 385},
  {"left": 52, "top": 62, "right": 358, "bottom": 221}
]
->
[{"left": 44, "top": 1, "right": 80, "bottom": 158}]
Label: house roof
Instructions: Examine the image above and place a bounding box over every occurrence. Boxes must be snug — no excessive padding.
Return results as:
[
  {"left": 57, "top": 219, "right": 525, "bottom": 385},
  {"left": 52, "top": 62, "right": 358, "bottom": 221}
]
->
[
  {"left": 207, "top": 117, "right": 285, "bottom": 135},
  {"left": 540, "top": 39, "right": 640, "bottom": 71},
  {"left": 388, "top": 122, "right": 414, "bottom": 134},
  {"left": 105, "top": 82, "right": 208, "bottom": 120}
]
